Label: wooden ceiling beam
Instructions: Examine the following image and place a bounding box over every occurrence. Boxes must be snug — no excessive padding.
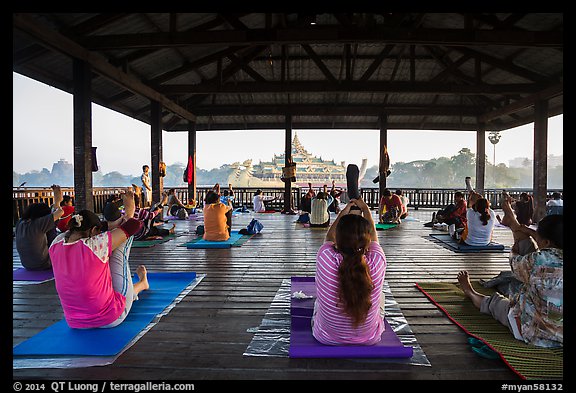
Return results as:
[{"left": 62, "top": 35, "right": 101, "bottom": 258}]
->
[
  {"left": 359, "top": 44, "right": 395, "bottom": 81},
  {"left": 13, "top": 13, "right": 196, "bottom": 122},
  {"left": 479, "top": 83, "right": 563, "bottom": 122},
  {"left": 187, "top": 104, "right": 481, "bottom": 117},
  {"left": 451, "top": 46, "right": 550, "bottom": 82},
  {"left": 14, "top": 13, "right": 130, "bottom": 66},
  {"left": 170, "top": 121, "right": 483, "bottom": 132},
  {"left": 182, "top": 45, "right": 269, "bottom": 107},
  {"left": 156, "top": 80, "right": 544, "bottom": 95},
  {"left": 301, "top": 44, "right": 337, "bottom": 82},
  {"left": 108, "top": 15, "right": 241, "bottom": 67},
  {"left": 78, "top": 26, "right": 563, "bottom": 50}
]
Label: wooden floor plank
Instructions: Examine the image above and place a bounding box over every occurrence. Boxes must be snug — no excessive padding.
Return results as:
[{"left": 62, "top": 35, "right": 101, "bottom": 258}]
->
[{"left": 12, "top": 208, "right": 522, "bottom": 380}]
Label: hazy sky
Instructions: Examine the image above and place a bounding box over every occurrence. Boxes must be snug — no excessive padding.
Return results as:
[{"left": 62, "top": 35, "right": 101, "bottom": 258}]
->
[{"left": 13, "top": 72, "right": 563, "bottom": 176}]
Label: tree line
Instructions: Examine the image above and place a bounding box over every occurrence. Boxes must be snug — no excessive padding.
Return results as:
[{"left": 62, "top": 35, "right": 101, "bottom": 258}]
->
[{"left": 13, "top": 148, "right": 563, "bottom": 189}]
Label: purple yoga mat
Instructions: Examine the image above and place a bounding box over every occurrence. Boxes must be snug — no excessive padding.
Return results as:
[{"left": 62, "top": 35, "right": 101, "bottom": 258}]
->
[
  {"left": 13, "top": 267, "right": 54, "bottom": 282},
  {"left": 289, "top": 276, "right": 413, "bottom": 358}
]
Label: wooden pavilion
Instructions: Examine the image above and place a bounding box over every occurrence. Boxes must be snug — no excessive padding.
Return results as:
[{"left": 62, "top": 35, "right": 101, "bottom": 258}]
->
[
  {"left": 13, "top": 12, "right": 562, "bottom": 220},
  {"left": 12, "top": 13, "right": 563, "bottom": 382}
]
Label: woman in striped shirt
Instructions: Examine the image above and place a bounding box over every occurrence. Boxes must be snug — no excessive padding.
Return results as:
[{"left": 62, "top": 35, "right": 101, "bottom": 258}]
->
[{"left": 312, "top": 197, "right": 387, "bottom": 345}]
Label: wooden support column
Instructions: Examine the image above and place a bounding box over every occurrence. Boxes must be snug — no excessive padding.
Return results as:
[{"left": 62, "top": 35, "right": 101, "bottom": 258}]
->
[
  {"left": 475, "top": 122, "right": 486, "bottom": 195},
  {"left": 284, "top": 114, "right": 293, "bottom": 212},
  {"left": 379, "top": 114, "right": 388, "bottom": 199},
  {"left": 150, "top": 101, "right": 163, "bottom": 204},
  {"left": 72, "top": 58, "right": 94, "bottom": 212},
  {"left": 187, "top": 121, "right": 197, "bottom": 205},
  {"left": 533, "top": 99, "right": 549, "bottom": 222}
]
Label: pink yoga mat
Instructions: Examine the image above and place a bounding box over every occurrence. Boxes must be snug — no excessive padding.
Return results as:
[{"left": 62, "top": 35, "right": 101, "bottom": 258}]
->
[{"left": 289, "top": 276, "right": 413, "bottom": 358}]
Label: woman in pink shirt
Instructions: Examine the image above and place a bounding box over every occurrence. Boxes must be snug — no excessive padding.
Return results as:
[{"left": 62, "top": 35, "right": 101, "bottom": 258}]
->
[
  {"left": 49, "top": 209, "right": 149, "bottom": 329},
  {"left": 312, "top": 197, "right": 387, "bottom": 345}
]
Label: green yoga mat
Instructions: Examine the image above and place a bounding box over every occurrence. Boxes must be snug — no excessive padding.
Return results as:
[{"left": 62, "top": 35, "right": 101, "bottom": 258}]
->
[
  {"left": 376, "top": 223, "right": 398, "bottom": 230},
  {"left": 132, "top": 233, "right": 178, "bottom": 248},
  {"left": 416, "top": 281, "right": 563, "bottom": 380}
]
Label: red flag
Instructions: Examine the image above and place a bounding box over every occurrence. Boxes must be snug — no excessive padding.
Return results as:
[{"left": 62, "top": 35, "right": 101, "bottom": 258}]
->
[{"left": 187, "top": 155, "right": 193, "bottom": 184}]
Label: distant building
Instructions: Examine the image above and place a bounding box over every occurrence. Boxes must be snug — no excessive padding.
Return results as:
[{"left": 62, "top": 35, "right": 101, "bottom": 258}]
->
[
  {"left": 51, "top": 158, "right": 73, "bottom": 176},
  {"left": 509, "top": 154, "right": 563, "bottom": 168},
  {"left": 50, "top": 158, "right": 74, "bottom": 185},
  {"left": 250, "top": 133, "right": 367, "bottom": 187}
]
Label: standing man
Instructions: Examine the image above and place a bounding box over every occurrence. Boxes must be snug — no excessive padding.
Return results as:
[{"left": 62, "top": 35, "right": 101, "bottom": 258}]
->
[{"left": 141, "top": 165, "right": 152, "bottom": 208}]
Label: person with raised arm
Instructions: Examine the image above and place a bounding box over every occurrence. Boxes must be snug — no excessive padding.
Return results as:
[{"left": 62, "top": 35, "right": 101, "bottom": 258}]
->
[{"left": 312, "top": 197, "right": 387, "bottom": 345}]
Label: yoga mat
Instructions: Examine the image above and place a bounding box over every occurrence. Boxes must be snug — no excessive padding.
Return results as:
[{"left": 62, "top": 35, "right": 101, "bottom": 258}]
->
[
  {"left": 13, "top": 272, "right": 198, "bottom": 357},
  {"left": 376, "top": 223, "right": 399, "bottom": 230},
  {"left": 164, "top": 214, "right": 202, "bottom": 221},
  {"left": 182, "top": 231, "right": 252, "bottom": 249},
  {"left": 243, "top": 278, "right": 430, "bottom": 366},
  {"left": 132, "top": 233, "right": 179, "bottom": 248},
  {"left": 416, "top": 281, "right": 563, "bottom": 380},
  {"left": 13, "top": 267, "right": 54, "bottom": 283},
  {"left": 429, "top": 233, "right": 507, "bottom": 253},
  {"left": 289, "top": 276, "right": 413, "bottom": 358}
]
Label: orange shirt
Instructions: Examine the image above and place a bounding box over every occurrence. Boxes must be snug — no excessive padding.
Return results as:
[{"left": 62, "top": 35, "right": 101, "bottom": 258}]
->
[{"left": 203, "top": 202, "right": 230, "bottom": 241}]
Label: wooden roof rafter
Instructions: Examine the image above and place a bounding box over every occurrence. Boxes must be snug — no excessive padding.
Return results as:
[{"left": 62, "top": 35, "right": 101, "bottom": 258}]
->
[
  {"left": 77, "top": 26, "right": 563, "bottom": 50},
  {"left": 13, "top": 13, "right": 197, "bottom": 123}
]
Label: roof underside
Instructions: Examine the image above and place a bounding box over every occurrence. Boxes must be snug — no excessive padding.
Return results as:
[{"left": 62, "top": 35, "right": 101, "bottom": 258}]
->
[{"left": 13, "top": 13, "right": 563, "bottom": 132}]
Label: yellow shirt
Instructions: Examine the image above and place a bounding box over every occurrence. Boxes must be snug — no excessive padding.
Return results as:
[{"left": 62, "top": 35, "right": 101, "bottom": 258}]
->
[{"left": 203, "top": 202, "right": 230, "bottom": 241}]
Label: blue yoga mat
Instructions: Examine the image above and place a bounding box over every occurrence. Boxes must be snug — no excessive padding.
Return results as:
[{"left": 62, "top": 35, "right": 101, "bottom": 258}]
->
[
  {"left": 185, "top": 231, "right": 244, "bottom": 249},
  {"left": 13, "top": 272, "right": 197, "bottom": 357},
  {"left": 429, "top": 233, "right": 507, "bottom": 253},
  {"left": 289, "top": 276, "right": 413, "bottom": 358}
]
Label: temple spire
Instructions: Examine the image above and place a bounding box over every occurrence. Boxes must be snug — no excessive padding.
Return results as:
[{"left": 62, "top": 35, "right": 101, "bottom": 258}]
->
[{"left": 292, "top": 132, "right": 306, "bottom": 155}]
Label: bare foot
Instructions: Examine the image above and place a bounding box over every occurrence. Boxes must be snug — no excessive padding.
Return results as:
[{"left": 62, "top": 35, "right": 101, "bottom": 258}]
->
[
  {"left": 457, "top": 270, "right": 473, "bottom": 294},
  {"left": 457, "top": 270, "right": 485, "bottom": 309},
  {"left": 498, "top": 213, "right": 516, "bottom": 228},
  {"left": 169, "top": 224, "right": 176, "bottom": 234},
  {"left": 135, "top": 265, "right": 150, "bottom": 291}
]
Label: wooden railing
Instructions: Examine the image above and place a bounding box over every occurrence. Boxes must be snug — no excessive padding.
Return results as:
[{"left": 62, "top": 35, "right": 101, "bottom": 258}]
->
[
  {"left": 12, "top": 186, "right": 562, "bottom": 226},
  {"left": 358, "top": 188, "right": 562, "bottom": 211},
  {"left": 12, "top": 186, "right": 302, "bottom": 226}
]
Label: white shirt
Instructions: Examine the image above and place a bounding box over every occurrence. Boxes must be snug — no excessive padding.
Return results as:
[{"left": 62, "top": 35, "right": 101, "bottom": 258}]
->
[
  {"left": 310, "top": 195, "right": 334, "bottom": 225},
  {"left": 546, "top": 199, "right": 563, "bottom": 207},
  {"left": 253, "top": 194, "right": 274, "bottom": 213},
  {"left": 465, "top": 207, "right": 496, "bottom": 246}
]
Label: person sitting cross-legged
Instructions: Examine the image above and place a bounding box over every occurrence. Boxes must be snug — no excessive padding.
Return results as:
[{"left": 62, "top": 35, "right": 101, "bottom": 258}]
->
[
  {"left": 203, "top": 190, "right": 233, "bottom": 241},
  {"left": 378, "top": 188, "right": 403, "bottom": 224},
  {"left": 312, "top": 197, "right": 387, "bottom": 345},
  {"left": 457, "top": 192, "right": 563, "bottom": 348},
  {"left": 425, "top": 191, "right": 468, "bottom": 229},
  {"left": 15, "top": 184, "right": 64, "bottom": 271},
  {"left": 461, "top": 193, "right": 496, "bottom": 247},
  {"left": 310, "top": 185, "right": 334, "bottom": 228},
  {"left": 49, "top": 209, "right": 149, "bottom": 329},
  {"left": 253, "top": 189, "right": 277, "bottom": 213}
]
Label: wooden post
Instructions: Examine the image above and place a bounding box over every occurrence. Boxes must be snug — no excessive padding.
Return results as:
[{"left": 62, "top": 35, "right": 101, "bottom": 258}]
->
[
  {"left": 150, "top": 101, "right": 163, "bottom": 204},
  {"left": 187, "top": 121, "right": 197, "bottom": 205},
  {"left": 379, "top": 114, "right": 388, "bottom": 200},
  {"left": 533, "top": 99, "right": 549, "bottom": 222},
  {"left": 72, "top": 59, "right": 94, "bottom": 212},
  {"left": 284, "top": 114, "right": 293, "bottom": 212},
  {"left": 475, "top": 122, "right": 486, "bottom": 195}
]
